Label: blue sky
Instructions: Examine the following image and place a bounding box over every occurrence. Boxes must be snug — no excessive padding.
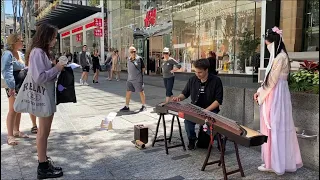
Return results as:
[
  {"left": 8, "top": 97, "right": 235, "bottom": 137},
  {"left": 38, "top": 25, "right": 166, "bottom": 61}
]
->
[{"left": 5, "top": 0, "right": 23, "bottom": 15}]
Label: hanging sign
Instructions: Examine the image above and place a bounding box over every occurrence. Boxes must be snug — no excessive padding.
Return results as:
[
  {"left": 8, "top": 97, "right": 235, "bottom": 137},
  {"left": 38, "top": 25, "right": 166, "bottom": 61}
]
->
[
  {"left": 76, "top": 33, "right": 82, "bottom": 42},
  {"left": 94, "top": 18, "right": 103, "bottom": 27},
  {"left": 144, "top": 8, "right": 157, "bottom": 27},
  {"left": 94, "top": 28, "right": 103, "bottom": 37}
]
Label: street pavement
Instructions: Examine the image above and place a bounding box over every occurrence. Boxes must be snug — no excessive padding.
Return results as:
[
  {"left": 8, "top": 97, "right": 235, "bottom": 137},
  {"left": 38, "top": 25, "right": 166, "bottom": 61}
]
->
[{"left": 1, "top": 70, "right": 319, "bottom": 180}]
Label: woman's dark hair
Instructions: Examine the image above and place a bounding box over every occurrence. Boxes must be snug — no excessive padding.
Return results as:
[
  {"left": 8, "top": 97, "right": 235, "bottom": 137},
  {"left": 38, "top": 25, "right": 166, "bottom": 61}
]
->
[
  {"left": 194, "top": 58, "right": 210, "bottom": 70},
  {"left": 25, "top": 23, "right": 58, "bottom": 66},
  {"left": 263, "top": 28, "right": 289, "bottom": 87},
  {"left": 208, "top": 51, "right": 216, "bottom": 59}
]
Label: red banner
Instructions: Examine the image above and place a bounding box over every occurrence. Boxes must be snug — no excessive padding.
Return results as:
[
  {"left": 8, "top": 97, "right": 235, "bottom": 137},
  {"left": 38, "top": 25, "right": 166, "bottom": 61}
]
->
[
  {"left": 144, "top": 8, "right": 157, "bottom": 27},
  {"left": 61, "top": 31, "right": 70, "bottom": 37},
  {"left": 72, "top": 26, "right": 83, "bottom": 33},
  {"left": 76, "top": 33, "right": 82, "bottom": 42},
  {"left": 94, "top": 28, "right": 103, "bottom": 37},
  {"left": 94, "top": 18, "right": 102, "bottom": 27},
  {"left": 85, "top": 21, "right": 95, "bottom": 29}
]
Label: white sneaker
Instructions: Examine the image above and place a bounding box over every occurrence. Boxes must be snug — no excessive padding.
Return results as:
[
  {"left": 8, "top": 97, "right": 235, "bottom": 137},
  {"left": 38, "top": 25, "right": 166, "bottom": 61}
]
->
[
  {"left": 80, "top": 79, "right": 83, "bottom": 85},
  {"left": 258, "top": 164, "right": 273, "bottom": 172},
  {"left": 84, "top": 82, "right": 89, "bottom": 86}
]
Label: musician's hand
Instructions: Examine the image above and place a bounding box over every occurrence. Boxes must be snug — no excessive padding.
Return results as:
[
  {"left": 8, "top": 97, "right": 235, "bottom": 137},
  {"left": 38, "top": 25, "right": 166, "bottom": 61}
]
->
[{"left": 172, "top": 97, "right": 181, "bottom": 102}]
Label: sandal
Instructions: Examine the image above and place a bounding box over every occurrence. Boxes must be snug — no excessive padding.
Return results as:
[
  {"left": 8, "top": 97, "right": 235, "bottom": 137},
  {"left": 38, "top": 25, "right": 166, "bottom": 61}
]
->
[
  {"left": 7, "top": 136, "right": 18, "bottom": 145},
  {"left": 13, "top": 131, "right": 29, "bottom": 138},
  {"left": 31, "top": 126, "right": 38, "bottom": 134}
]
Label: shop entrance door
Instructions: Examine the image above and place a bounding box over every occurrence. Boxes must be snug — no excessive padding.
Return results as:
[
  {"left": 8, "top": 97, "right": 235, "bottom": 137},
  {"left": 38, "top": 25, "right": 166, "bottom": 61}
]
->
[{"left": 134, "top": 37, "right": 150, "bottom": 75}]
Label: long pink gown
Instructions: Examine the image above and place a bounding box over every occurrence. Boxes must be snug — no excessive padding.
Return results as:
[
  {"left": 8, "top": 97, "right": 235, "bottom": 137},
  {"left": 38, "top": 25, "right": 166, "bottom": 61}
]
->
[{"left": 257, "top": 52, "right": 303, "bottom": 175}]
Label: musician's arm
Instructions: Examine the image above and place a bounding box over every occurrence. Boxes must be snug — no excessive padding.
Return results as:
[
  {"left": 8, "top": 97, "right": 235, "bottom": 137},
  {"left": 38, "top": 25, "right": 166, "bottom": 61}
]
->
[
  {"left": 181, "top": 78, "right": 191, "bottom": 100},
  {"left": 206, "top": 77, "right": 223, "bottom": 111}
]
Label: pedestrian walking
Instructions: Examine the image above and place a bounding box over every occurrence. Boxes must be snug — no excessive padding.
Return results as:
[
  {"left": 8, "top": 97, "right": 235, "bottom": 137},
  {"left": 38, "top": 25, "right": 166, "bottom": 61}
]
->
[
  {"left": 161, "top": 47, "right": 181, "bottom": 103},
  {"left": 79, "top": 45, "right": 92, "bottom": 85},
  {"left": 120, "top": 46, "right": 146, "bottom": 112},
  {"left": 92, "top": 49, "right": 101, "bottom": 83},
  {"left": 110, "top": 49, "right": 121, "bottom": 81}
]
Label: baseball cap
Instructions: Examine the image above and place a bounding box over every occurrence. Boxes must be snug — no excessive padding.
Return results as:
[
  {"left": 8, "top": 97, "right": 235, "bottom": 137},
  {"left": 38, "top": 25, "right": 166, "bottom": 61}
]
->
[{"left": 162, "top": 47, "right": 170, "bottom": 53}]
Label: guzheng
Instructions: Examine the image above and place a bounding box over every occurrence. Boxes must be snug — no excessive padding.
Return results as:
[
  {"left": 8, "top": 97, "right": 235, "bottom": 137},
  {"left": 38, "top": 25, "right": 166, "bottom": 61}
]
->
[{"left": 155, "top": 102, "right": 267, "bottom": 147}]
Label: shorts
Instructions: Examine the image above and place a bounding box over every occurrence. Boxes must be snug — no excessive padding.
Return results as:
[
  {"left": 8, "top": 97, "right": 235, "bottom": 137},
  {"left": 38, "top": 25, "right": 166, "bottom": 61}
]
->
[
  {"left": 126, "top": 81, "right": 144, "bottom": 92},
  {"left": 163, "top": 76, "right": 174, "bottom": 97},
  {"left": 82, "top": 66, "right": 90, "bottom": 72},
  {"left": 93, "top": 65, "right": 101, "bottom": 73}
]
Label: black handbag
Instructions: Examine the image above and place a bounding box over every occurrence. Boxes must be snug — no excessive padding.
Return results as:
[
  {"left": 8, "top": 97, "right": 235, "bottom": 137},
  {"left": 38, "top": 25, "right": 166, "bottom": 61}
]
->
[
  {"left": 13, "top": 69, "right": 27, "bottom": 92},
  {"left": 56, "top": 67, "right": 77, "bottom": 105}
]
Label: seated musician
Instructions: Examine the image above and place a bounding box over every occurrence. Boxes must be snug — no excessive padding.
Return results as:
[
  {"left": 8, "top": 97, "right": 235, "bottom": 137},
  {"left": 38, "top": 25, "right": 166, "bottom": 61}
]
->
[{"left": 172, "top": 59, "right": 223, "bottom": 150}]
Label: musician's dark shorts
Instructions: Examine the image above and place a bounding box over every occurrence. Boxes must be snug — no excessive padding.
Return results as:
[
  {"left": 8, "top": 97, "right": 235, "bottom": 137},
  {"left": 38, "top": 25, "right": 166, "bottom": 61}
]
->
[
  {"left": 127, "top": 81, "right": 144, "bottom": 92},
  {"left": 82, "top": 66, "right": 90, "bottom": 72}
]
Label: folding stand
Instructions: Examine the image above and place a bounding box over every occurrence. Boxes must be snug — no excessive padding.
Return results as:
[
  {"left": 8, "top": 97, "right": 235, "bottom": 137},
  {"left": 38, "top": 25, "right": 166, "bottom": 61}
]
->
[
  {"left": 152, "top": 113, "right": 186, "bottom": 154},
  {"left": 201, "top": 133, "right": 245, "bottom": 180}
]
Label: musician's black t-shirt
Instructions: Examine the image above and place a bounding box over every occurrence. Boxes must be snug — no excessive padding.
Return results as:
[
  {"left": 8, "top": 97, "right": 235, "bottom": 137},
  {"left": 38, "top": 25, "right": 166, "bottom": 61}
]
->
[{"left": 196, "top": 82, "right": 207, "bottom": 109}]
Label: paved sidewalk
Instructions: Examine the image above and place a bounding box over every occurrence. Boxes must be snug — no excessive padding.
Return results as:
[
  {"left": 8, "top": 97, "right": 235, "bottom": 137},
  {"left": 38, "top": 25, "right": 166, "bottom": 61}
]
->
[{"left": 1, "top": 72, "right": 319, "bottom": 180}]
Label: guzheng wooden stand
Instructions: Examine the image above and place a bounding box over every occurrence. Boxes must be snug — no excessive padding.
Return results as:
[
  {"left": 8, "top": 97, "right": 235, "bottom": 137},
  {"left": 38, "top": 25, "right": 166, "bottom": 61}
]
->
[
  {"left": 201, "top": 132, "right": 245, "bottom": 180},
  {"left": 152, "top": 113, "right": 186, "bottom": 154}
]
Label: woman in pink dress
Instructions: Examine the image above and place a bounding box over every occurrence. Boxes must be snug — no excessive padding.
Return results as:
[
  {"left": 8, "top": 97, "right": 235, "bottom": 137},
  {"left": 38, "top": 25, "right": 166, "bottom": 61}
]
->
[{"left": 254, "top": 27, "right": 303, "bottom": 175}]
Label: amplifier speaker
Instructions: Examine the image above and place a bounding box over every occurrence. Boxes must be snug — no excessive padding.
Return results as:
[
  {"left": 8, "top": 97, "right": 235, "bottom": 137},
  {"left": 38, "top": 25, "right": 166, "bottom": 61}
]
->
[{"left": 134, "top": 124, "right": 148, "bottom": 144}]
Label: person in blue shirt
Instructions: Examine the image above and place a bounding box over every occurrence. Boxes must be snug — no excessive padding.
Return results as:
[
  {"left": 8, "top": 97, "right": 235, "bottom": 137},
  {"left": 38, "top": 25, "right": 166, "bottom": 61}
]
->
[{"left": 1, "top": 33, "right": 38, "bottom": 145}]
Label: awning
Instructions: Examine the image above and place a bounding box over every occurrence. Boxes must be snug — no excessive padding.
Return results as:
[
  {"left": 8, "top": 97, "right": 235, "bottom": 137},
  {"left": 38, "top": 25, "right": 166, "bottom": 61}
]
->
[
  {"left": 152, "top": 26, "right": 172, "bottom": 37},
  {"left": 35, "top": 2, "right": 105, "bottom": 29}
]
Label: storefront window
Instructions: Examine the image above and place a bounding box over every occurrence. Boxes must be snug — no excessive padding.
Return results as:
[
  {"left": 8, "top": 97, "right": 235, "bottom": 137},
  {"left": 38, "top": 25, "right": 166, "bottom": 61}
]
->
[
  {"left": 86, "top": 29, "right": 101, "bottom": 54},
  {"left": 303, "top": 0, "right": 319, "bottom": 51},
  {"left": 61, "top": 36, "right": 70, "bottom": 54},
  {"left": 172, "top": 1, "right": 199, "bottom": 72},
  {"left": 72, "top": 33, "right": 83, "bottom": 53},
  {"left": 172, "top": 0, "right": 260, "bottom": 74}
]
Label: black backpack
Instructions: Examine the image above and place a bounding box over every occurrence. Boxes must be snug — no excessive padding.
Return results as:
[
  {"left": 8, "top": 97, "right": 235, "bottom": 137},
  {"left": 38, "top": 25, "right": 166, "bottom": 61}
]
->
[{"left": 196, "top": 126, "right": 211, "bottom": 149}]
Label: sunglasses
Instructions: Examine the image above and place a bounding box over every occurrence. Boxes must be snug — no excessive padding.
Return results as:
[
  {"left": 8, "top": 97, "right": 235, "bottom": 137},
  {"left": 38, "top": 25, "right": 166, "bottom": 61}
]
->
[{"left": 130, "top": 51, "right": 136, "bottom": 54}]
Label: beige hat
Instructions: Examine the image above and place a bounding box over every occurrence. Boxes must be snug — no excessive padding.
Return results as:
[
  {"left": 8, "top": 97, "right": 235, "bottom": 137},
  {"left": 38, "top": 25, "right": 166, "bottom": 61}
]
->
[{"left": 162, "top": 47, "right": 170, "bottom": 53}]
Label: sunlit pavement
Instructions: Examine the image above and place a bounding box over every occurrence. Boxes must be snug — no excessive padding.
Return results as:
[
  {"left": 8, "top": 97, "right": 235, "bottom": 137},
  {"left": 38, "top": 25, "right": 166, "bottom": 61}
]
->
[{"left": 1, "top": 72, "right": 319, "bottom": 179}]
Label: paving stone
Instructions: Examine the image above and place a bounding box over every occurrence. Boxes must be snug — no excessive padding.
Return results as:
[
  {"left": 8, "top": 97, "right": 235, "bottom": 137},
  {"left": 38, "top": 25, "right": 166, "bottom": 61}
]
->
[{"left": 1, "top": 72, "right": 319, "bottom": 180}]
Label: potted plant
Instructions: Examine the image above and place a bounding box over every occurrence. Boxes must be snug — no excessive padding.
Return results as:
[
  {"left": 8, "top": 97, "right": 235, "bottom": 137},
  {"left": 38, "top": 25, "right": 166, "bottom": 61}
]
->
[
  {"left": 289, "top": 60, "right": 319, "bottom": 94},
  {"left": 238, "top": 29, "right": 260, "bottom": 74}
]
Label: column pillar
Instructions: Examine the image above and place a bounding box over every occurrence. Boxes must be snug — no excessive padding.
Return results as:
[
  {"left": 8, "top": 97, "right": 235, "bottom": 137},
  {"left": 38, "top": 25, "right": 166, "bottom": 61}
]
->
[
  {"left": 260, "top": 0, "right": 266, "bottom": 68},
  {"left": 83, "top": 25, "right": 87, "bottom": 46},
  {"left": 100, "top": 1, "right": 105, "bottom": 64},
  {"left": 280, "top": 0, "right": 304, "bottom": 52}
]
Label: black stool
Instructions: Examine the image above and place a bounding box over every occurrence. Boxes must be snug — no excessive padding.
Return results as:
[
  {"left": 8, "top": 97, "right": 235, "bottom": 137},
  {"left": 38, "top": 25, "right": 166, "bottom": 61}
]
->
[{"left": 152, "top": 113, "right": 186, "bottom": 154}]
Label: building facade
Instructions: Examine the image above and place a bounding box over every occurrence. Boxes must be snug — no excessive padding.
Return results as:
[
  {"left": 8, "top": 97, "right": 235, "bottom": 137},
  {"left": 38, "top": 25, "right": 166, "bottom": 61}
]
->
[{"left": 107, "top": 0, "right": 319, "bottom": 75}]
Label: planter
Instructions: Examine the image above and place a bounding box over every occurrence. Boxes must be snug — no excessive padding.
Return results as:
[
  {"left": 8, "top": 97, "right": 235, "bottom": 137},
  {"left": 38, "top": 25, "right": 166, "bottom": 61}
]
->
[{"left": 245, "top": 66, "right": 254, "bottom": 74}]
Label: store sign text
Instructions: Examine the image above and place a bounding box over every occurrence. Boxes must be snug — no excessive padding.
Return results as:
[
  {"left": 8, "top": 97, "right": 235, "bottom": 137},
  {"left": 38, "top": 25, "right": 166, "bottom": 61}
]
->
[
  {"left": 144, "top": 8, "right": 157, "bottom": 27},
  {"left": 94, "top": 18, "right": 102, "bottom": 27},
  {"left": 72, "top": 26, "right": 83, "bottom": 33},
  {"left": 94, "top": 28, "right": 103, "bottom": 37},
  {"left": 76, "top": 33, "right": 82, "bottom": 42},
  {"left": 61, "top": 31, "right": 70, "bottom": 37}
]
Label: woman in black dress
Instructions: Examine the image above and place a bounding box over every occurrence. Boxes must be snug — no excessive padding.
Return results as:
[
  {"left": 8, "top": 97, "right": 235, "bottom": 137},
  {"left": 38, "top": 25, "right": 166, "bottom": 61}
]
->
[
  {"left": 92, "top": 49, "right": 101, "bottom": 83},
  {"left": 207, "top": 51, "right": 218, "bottom": 75}
]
